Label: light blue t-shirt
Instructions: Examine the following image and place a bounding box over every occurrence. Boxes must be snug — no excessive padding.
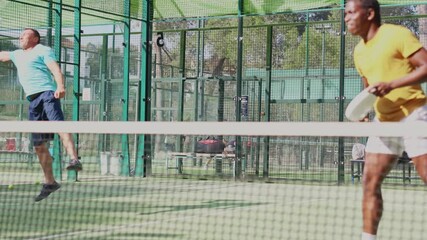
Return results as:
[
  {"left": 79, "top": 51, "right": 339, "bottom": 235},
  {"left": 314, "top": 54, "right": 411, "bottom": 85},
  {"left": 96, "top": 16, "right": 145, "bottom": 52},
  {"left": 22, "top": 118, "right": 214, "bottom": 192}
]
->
[{"left": 9, "top": 44, "right": 57, "bottom": 96}]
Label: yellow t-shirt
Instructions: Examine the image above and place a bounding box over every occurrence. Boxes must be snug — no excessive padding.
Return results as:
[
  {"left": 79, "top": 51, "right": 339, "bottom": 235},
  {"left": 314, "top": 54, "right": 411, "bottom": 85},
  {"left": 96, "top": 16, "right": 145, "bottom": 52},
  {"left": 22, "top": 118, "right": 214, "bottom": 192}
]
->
[{"left": 354, "top": 24, "right": 426, "bottom": 122}]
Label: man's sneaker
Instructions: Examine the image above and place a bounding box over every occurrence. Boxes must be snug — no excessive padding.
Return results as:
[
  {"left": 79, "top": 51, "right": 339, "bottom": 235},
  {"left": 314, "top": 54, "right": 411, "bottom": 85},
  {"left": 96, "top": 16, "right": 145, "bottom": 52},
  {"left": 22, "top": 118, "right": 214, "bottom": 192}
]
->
[
  {"left": 66, "top": 159, "right": 83, "bottom": 171},
  {"left": 34, "top": 182, "right": 61, "bottom": 202}
]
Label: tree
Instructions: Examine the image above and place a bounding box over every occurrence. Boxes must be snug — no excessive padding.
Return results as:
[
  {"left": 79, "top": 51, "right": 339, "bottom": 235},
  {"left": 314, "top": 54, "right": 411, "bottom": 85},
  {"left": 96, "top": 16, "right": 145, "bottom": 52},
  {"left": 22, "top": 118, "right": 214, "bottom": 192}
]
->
[
  {"left": 418, "top": 5, "right": 427, "bottom": 46},
  {"left": 85, "top": 43, "right": 101, "bottom": 78}
]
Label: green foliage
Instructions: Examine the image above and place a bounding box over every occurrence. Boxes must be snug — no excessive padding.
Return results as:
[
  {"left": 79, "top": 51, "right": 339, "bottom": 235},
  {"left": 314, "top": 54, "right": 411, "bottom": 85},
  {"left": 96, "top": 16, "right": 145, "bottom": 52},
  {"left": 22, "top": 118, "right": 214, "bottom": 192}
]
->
[
  {"left": 382, "top": 5, "right": 419, "bottom": 33},
  {"left": 0, "top": 40, "right": 17, "bottom": 51},
  {"left": 0, "top": 88, "right": 22, "bottom": 119}
]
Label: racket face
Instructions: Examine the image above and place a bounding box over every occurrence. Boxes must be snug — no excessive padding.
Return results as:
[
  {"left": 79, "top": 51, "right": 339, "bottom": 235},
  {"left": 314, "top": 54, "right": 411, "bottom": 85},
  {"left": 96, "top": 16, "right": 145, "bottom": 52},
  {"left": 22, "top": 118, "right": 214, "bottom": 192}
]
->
[{"left": 345, "top": 89, "right": 376, "bottom": 121}]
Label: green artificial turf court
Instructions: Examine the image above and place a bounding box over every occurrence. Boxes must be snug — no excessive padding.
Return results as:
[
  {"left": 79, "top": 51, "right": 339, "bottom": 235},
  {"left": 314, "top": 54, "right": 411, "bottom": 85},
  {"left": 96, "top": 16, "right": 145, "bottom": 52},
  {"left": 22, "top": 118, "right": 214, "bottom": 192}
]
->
[{"left": 1, "top": 169, "right": 426, "bottom": 240}]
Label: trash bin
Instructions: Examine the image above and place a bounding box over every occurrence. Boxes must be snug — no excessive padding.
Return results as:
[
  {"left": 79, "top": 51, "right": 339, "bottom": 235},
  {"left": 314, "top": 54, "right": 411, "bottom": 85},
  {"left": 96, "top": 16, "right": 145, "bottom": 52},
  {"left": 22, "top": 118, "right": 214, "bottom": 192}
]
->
[
  {"left": 100, "top": 152, "right": 109, "bottom": 175},
  {"left": 100, "top": 152, "right": 121, "bottom": 175},
  {"left": 109, "top": 152, "right": 121, "bottom": 175}
]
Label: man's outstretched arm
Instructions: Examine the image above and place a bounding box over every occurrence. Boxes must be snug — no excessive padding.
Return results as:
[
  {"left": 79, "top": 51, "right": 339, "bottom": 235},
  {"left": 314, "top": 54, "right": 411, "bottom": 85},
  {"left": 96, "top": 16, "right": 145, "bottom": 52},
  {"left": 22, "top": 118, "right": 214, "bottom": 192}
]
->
[{"left": 0, "top": 51, "right": 11, "bottom": 62}]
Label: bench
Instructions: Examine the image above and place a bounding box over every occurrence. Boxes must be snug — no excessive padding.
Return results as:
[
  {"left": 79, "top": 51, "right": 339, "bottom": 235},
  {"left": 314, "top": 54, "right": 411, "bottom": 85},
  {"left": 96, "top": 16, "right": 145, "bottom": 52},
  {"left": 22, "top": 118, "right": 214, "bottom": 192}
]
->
[
  {"left": 166, "top": 152, "right": 236, "bottom": 175},
  {"left": 350, "top": 156, "right": 413, "bottom": 184}
]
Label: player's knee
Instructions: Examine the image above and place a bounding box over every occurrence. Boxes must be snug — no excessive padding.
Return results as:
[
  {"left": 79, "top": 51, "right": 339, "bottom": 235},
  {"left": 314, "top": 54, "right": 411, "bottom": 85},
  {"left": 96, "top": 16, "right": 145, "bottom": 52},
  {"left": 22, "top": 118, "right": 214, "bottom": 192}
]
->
[
  {"left": 33, "top": 142, "right": 49, "bottom": 153},
  {"left": 362, "top": 174, "right": 382, "bottom": 193},
  {"left": 419, "top": 172, "right": 427, "bottom": 185},
  {"left": 412, "top": 157, "right": 427, "bottom": 184}
]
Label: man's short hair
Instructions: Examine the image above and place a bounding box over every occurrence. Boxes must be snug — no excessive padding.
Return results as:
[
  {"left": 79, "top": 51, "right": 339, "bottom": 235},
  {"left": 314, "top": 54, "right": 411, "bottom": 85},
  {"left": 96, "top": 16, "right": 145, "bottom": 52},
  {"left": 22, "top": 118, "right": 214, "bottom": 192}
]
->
[
  {"left": 348, "top": 0, "right": 381, "bottom": 25},
  {"left": 24, "top": 28, "right": 41, "bottom": 44}
]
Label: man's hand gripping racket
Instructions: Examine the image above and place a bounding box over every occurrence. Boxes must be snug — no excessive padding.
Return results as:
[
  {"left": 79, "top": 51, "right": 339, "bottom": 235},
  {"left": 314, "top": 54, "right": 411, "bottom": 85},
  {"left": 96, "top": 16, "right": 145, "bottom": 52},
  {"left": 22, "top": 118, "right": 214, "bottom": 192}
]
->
[{"left": 345, "top": 87, "right": 377, "bottom": 122}]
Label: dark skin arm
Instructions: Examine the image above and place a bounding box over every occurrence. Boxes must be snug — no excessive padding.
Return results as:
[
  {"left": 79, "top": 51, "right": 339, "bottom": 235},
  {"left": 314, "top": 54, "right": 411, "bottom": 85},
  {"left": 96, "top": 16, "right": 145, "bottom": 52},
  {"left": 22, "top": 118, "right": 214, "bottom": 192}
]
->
[{"left": 360, "top": 47, "right": 427, "bottom": 122}]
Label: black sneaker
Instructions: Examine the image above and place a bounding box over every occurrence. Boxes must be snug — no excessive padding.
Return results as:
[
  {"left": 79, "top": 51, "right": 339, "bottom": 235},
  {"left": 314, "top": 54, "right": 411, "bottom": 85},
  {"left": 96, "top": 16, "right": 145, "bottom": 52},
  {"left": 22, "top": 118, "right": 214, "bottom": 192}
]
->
[
  {"left": 34, "top": 182, "right": 61, "bottom": 202},
  {"left": 66, "top": 159, "right": 83, "bottom": 171}
]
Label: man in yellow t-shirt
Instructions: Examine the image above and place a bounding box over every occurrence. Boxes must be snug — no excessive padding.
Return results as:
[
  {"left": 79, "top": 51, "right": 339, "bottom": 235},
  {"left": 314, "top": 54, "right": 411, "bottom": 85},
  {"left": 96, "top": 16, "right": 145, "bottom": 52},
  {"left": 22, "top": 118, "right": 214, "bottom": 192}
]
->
[{"left": 345, "top": 0, "right": 427, "bottom": 240}]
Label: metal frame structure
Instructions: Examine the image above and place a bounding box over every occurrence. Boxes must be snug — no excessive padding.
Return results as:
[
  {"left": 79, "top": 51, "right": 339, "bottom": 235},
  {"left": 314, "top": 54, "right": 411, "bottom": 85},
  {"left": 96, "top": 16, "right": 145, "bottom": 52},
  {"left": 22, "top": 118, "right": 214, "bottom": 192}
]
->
[{"left": 1, "top": 0, "right": 427, "bottom": 184}]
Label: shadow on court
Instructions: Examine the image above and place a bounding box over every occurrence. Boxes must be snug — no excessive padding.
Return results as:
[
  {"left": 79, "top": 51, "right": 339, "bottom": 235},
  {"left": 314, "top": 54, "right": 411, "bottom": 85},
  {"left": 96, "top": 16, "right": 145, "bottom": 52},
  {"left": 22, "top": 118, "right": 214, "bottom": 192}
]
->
[
  {"left": 140, "top": 199, "right": 266, "bottom": 215},
  {"left": 84, "top": 233, "right": 183, "bottom": 239}
]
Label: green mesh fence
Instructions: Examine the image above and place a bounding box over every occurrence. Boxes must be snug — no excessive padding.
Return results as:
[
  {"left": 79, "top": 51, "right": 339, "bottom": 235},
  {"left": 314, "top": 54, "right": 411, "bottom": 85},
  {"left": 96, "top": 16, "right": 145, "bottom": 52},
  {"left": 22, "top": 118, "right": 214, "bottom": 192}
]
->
[{"left": 2, "top": 0, "right": 427, "bottom": 29}]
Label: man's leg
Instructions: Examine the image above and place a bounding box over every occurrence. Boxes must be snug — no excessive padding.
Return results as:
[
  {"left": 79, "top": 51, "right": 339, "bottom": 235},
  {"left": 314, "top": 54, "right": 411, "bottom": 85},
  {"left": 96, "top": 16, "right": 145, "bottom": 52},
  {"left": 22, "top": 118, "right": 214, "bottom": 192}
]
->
[
  {"left": 29, "top": 92, "right": 61, "bottom": 201},
  {"left": 33, "top": 141, "right": 61, "bottom": 202},
  {"left": 58, "top": 132, "right": 78, "bottom": 160},
  {"left": 58, "top": 132, "right": 82, "bottom": 171},
  {"left": 362, "top": 153, "right": 397, "bottom": 235},
  {"left": 34, "top": 142, "right": 55, "bottom": 184},
  {"left": 40, "top": 91, "right": 81, "bottom": 171},
  {"left": 411, "top": 154, "right": 427, "bottom": 184}
]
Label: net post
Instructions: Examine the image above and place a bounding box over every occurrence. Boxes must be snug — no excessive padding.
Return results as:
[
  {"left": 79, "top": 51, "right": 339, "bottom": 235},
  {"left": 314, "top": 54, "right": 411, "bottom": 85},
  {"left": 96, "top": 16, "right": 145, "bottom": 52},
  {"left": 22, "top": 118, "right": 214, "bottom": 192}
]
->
[
  {"left": 337, "top": 3, "right": 347, "bottom": 185},
  {"left": 51, "top": 0, "right": 63, "bottom": 182},
  {"left": 119, "top": 0, "right": 131, "bottom": 177},
  {"left": 134, "top": 0, "right": 153, "bottom": 177},
  {"left": 67, "top": 170, "right": 78, "bottom": 182}
]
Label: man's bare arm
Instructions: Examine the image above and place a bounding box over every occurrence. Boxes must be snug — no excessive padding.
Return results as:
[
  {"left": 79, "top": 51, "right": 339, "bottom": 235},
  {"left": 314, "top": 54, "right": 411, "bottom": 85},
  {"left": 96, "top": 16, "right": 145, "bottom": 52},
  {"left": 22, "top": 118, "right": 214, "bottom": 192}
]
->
[
  {"left": 0, "top": 51, "right": 11, "bottom": 62},
  {"left": 371, "top": 47, "right": 427, "bottom": 96},
  {"left": 362, "top": 76, "right": 369, "bottom": 88},
  {"left": 46, "top": 61, "right": 66, "bottom": 99}
]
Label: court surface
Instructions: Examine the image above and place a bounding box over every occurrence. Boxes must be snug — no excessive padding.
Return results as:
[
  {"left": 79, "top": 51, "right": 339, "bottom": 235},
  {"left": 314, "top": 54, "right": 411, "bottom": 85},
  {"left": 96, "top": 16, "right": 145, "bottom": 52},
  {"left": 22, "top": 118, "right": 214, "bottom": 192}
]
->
[{"left": 0, "top": 171, "right": 426, "bottom": 240}]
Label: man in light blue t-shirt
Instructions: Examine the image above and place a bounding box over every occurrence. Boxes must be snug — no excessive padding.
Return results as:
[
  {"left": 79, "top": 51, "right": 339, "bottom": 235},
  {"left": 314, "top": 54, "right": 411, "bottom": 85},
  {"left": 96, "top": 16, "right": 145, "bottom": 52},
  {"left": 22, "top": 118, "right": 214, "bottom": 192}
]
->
[{"left": 0, "top": 28, "right": 82, "bottom": 202}]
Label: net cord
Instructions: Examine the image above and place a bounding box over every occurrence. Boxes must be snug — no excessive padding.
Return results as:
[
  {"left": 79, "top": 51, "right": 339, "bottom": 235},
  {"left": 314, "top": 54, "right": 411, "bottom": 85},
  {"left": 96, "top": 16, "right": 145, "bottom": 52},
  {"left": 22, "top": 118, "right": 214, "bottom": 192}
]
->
[{"left": 0, "top": 121, "right": 425, "bottom": 137}]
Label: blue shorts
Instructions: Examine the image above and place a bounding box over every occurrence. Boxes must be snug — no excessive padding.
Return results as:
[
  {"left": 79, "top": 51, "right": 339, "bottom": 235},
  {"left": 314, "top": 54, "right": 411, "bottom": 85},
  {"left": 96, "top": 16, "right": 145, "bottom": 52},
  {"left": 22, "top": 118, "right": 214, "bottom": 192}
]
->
[{"left": 28, "top": 91, "right": 64, "bottom": 146}]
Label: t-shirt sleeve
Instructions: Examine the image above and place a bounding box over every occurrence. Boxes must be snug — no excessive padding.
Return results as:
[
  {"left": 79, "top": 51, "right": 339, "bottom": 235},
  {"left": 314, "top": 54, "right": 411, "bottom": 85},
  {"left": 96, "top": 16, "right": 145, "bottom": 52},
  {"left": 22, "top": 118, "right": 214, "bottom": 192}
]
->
[
  {"left": 354, "top": 59, "right": 364, "bottom": 77},
  {"left": 41, "top": 47, "right": 57, "bottom": 65},
  {"left": 398, "top": 27, "right": 423, "bottom": 58},
  {"left": 353, "top": 46, "right": 364, "bottom": 77},
  {"left": 9, "top": 51, "right": 16, "bottom": 64}
]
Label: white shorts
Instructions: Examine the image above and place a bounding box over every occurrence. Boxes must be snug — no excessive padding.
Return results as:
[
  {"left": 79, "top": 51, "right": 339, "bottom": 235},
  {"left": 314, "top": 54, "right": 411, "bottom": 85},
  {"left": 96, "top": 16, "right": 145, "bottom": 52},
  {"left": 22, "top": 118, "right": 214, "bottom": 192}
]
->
[{"left": 365, "top": 105, "right": 427, "bottom": 158}]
